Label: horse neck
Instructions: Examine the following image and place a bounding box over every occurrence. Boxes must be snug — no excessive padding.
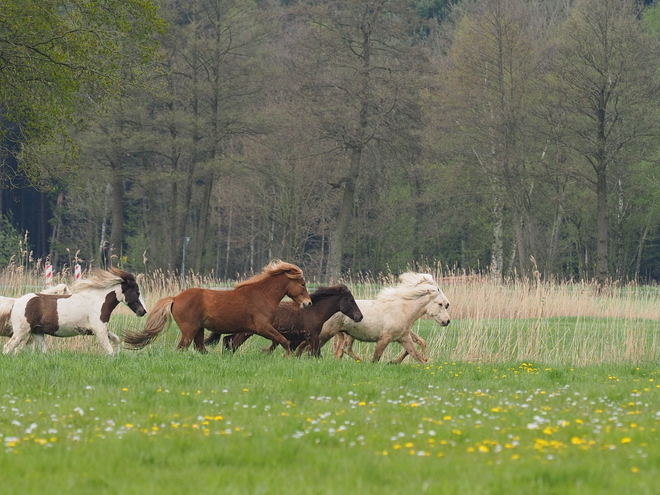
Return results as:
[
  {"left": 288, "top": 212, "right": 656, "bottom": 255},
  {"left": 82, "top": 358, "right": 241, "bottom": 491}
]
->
[
  {"left": 309, "top": 294, "right": 341, "bottom": 320},
  {"left": 387, "top": 293, "right": 433, "bottom": 323},
  {"left": 255, "top": 274, "right": 290, "bottom": 305}
]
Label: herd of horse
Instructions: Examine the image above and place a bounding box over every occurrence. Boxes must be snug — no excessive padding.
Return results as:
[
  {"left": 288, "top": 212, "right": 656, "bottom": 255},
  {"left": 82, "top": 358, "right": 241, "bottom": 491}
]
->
[{"left": 0, "top": 260, "right": 452, "bottom": 363}]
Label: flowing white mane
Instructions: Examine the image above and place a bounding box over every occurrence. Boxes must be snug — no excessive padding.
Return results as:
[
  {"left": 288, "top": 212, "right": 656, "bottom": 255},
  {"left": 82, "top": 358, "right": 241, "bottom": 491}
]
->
[
  {"left": 70, "top": 269, "right": 126, "bottom": 293},
  {"left": 377, "top": 272, "right": 438, "bottom": 301}
]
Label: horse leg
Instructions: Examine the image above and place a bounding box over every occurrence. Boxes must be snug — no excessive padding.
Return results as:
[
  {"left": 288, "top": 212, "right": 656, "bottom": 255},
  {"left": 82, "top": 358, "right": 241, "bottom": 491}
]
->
[
  {"left": 332, "top": 333, "right": 345, "bottom": 358},
  {"left": 253, "top": 324, "right": 291, "bottom": 357},
  {"left": 412, "top": 332, "right": 427, "bottom": 361},
  {"left": 342, "top": 335, "right": 364, "bottom": 362},
  {"left": 391, "top": 332, "right": 427, "bottom": 363},
  {"left": 193, "top": 330, "right": 207, "bottom": 353},
  {"left": 295, "top": 341, "right": 307, "bottom": 357},
  {"left": 3, "top": 325, "right": 32, "bottom": 354},
  {"left": 92, "top": 325, "right": 116, "bottom": 355},
  {"left": 395, "top": 333, "right": 426, "bottom": 364},
  {"left": 108, "top": 331, "right": 121, "bottom": 353},
  {"left": 371, "top": 335, "right": 395, "bottom": 362},
  {"left": 307, "top": 332, "right": 322, "bottom": 358},
  {"left": 176, "top": 324, "right": 202, "bottom": 351}
]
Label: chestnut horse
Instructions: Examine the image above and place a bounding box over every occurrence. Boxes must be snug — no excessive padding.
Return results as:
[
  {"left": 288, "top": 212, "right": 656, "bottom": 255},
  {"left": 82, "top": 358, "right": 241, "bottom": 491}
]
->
[
  {"left": 123, "top": 260, "right": 312, "bottom": 355},
  {"left": 207, "top": 284, "right": 364, "bottom": 357}
]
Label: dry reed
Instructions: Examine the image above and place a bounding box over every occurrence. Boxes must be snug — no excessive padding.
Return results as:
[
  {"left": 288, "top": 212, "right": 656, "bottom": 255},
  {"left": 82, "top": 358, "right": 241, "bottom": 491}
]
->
[{"left": 1, "top": 264, "right": 659, "bottom": 364}]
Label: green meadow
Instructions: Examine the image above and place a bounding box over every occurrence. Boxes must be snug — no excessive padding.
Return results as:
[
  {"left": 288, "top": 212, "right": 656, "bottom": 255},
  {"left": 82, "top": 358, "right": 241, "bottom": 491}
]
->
[{"left": 0, "top": 314, "right": 659, "bottom": 494}]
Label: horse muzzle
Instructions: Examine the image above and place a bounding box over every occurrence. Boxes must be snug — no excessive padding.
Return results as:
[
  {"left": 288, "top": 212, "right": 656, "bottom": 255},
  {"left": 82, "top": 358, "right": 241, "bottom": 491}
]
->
[{"left": 300, "top": 299, "right": 312, "bottom": 309}]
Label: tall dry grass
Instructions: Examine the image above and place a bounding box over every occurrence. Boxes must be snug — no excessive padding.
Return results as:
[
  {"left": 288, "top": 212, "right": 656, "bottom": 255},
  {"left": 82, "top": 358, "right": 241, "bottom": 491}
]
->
[{"left": 2, "top": 263, "right": 660, "bottom": 364}]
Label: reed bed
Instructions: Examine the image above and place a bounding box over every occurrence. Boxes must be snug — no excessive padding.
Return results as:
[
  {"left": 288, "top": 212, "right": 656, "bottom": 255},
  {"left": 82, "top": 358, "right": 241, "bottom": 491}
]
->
[{"left": 2, "top": 264, "right": 660, "bottom": 365}]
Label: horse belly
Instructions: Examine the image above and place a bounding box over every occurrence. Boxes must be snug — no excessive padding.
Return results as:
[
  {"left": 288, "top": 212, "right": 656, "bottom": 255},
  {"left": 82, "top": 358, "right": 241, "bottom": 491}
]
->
[
  {"left": 40, "top": 301, "right": 96, "bottom": 337},
  {"left": 343, "top": 302, "right": 404, "bottom": 341}
]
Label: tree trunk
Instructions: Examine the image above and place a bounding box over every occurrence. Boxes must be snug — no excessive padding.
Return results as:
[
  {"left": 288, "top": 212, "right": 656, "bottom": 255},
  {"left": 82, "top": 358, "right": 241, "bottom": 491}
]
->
[
  {"left": 109, "top": 172, "right": 124, "bottom": 267},
  {"left": 326, "top": 147, "right": 361, "bottom": 283},
  {"left": 596, "top": 169, "right": 609, "bottom": 286},
  {"left": 491, "top": 190, "right": 504, "bottom": 281}
]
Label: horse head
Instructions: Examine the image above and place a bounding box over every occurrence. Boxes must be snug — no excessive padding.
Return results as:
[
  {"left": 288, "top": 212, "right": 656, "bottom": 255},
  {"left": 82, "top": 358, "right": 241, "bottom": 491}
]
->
[
  {"left": 113, "top": 269, "right": 148, "bottom": 317},
  {"left": 337, "top": 285, "right": 363, "bottom": 322},
  {"left": 286, "top": 276, "right": 312, "bottom": 309},
  {"left": 424, "top": 286, "right": 451, "bottom": 327}
]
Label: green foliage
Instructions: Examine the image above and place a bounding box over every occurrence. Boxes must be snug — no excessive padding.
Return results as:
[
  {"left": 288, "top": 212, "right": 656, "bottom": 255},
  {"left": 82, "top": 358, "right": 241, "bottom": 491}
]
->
[
  {"left": 0, "top": 215, "right": 23, "bottom": 265},
  {"left": 0, "top": 0, "right": 166, "bottom": 172}
]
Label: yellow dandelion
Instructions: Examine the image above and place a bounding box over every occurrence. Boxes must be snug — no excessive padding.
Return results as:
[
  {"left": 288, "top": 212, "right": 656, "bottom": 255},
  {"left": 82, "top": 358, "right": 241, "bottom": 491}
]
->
[
  {"left": 632, "top": 467, "right": 640, "bottom": 473},
  {"left": 621, "top": 437, "right": 632, "bottom": 444}
]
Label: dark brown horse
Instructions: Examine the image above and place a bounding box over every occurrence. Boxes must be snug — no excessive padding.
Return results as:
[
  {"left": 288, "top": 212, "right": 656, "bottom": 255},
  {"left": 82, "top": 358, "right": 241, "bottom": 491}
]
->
[
  {"left": 207, "top": 284, "right": 363, "bottom": 357},
  {"left": 123, "top": 260, "right": 312, "bottom": 355}
]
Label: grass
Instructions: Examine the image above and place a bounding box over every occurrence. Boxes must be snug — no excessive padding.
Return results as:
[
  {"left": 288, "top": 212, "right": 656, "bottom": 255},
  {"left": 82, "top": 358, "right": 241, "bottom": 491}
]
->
[
  {"left": 0, "top": 350, "right": 658, "bottom": 494},
  {"left": 1, "top": 268, "right": 660, "bottom": 493}
]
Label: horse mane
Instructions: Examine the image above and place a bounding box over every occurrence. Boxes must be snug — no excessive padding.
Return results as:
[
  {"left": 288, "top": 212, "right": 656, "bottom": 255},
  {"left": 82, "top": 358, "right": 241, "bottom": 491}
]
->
[
  {"left": 310, "top": 284, "right": 347, "bottom": 303},
  {"left": 235, "top": 260, "right": 304, "bottom": 288},
  {"left": 377, "top": 272, "right": 438, "bottom": 301},
  {"left": 70, "top": 268, "right": 134, "bottom": 293}
]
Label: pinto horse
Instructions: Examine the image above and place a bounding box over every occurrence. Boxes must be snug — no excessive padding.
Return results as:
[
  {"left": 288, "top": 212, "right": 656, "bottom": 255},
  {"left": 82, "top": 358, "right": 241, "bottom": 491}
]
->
[
  {"left": 316, "top": 273, "right": 451, "bottom": 364},
  {"left": 123, "top": 260, "right": 312, "bottom": 355},
  {"left": 2, "top": 269, "right": 146, "bottom": 355},
  {"left": 208, "top": 284, "right": 363, "bottom": 357}
]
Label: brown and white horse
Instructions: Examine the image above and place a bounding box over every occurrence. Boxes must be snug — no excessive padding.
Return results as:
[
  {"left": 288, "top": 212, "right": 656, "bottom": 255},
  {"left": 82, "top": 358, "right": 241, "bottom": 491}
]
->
[
  {"left": 2, "top": 269, "right": 146, "bottom": 355},
  {"left": 123, "top": 260, "right": 312, "bottom": 356}
]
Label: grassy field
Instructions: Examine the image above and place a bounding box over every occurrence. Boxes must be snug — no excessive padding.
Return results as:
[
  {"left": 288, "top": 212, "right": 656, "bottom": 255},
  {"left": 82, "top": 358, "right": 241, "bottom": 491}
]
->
[
  {"left": 0, "top": 344, "right": 658, "bottom": 494},
  {"left": 1, "top": 271, "right": 660, "bottom": 493}
]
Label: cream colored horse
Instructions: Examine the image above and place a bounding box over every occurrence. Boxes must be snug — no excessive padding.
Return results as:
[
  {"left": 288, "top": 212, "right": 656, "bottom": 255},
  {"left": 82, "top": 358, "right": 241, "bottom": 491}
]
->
[{"left": 318, "top": 273, "right": 450, "bottom": 364}]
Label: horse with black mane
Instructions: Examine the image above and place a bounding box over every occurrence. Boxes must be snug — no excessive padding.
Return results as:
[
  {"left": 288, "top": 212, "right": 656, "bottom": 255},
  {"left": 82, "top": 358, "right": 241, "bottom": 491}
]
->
[
  {"left": 123, "top": 260, "right": 312, "bottom": 356},
  {"left": 2, "top": 268, "right": 146, "bottom": 355},
  {"left": 207, "top": 284, "right": 363, "bottom": 357}
]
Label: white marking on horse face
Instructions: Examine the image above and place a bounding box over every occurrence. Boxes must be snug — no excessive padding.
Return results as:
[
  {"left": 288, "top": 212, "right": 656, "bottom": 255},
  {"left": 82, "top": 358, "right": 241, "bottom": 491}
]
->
[{"left": 425, "top": 290, "right": 451, "bottom": 326}]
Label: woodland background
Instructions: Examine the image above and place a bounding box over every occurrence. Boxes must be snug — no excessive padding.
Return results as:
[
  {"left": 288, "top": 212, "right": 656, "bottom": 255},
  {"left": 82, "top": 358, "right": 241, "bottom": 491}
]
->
[{"left": 3, "top": 0, "right": 660, "bottom": 284}]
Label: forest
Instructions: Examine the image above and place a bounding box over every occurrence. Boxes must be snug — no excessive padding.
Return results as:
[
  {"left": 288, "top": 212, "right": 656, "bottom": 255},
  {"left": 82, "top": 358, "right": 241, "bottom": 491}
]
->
[{"left": 3, "top": 0, "right": 660, "bottom": 284}]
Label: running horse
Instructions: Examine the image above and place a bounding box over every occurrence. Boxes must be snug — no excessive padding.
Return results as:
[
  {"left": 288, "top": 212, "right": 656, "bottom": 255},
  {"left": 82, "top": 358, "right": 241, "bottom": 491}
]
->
[
  {"left": 123, "top": 260, "right": 312, "bottom": 355},
  {"left": 208, "top": 284, "right": 363, "bottom": 357},
  {"left": 316, "top": 272, "right": 450, "bottom": 364},
  {"left": 2, "top": 269, "right": 147, "bottom": 355}
]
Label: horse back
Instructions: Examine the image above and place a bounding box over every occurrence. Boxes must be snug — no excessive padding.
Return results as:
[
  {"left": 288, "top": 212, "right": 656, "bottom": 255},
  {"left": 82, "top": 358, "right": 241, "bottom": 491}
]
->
[
  {"left": 12, "top": 293, "right": 71, "bottom": 335},
  {"left": 171, "top": 287, "right": 279, "bottom": 331}
]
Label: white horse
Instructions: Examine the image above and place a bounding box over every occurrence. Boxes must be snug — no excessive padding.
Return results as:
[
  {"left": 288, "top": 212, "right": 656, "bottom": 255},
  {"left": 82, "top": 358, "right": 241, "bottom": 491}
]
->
[
  {"left": 317, "top": 273, "right": 450, "bottom": 364},
  {"left": 3, "top": 269, "right": 147, "bottom": 355}
]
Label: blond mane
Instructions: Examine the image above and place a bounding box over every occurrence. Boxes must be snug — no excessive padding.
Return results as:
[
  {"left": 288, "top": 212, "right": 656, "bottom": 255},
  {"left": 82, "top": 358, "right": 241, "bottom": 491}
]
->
[
  {"left": 234, "top": 260, "right": 304, "bottom": 288},
  {"left": 377, "top": 272, "right": 438, "bottom": 301},
  {"left": 70, "top": 268, "right": 133, "bottom": 293}
]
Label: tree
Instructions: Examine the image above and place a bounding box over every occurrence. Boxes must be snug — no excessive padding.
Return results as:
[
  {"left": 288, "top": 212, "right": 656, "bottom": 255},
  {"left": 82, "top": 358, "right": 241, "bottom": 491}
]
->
[
  {"left": 439, "top": 0, "right": 541, "bottom": 278},
  {"left": 541, "top": 0, "right": 660, "bottom": 285},
  {"left": 0, "top": 0, "right": 164, "bottom": 171},
  {"left": 287, "top": 0, "right": 430, "bottom": 281}
]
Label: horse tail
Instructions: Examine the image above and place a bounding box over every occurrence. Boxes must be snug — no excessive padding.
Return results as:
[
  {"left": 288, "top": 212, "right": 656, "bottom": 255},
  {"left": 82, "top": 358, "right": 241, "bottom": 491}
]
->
[{"left": 123, "top": 296, "right": 175, "bottom": 350}]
